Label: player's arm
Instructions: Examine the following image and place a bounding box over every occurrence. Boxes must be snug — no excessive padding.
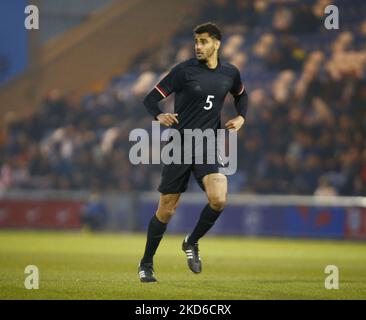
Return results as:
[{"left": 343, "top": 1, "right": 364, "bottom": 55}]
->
[
  {"left": 225, "top": 86, "right": 248, "bottom": 131},
  {"left": 143, "top": 66, "right": 182, "bottom": 127},
  {"left": 143, "top": 89, "right": 178, "bottom": 126},
  {"left": 225, "top": 69, "right": 248, "bottom": 132}
]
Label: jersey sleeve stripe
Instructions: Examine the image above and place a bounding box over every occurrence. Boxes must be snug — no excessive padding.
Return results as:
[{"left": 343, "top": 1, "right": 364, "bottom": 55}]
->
[
  {"left": 155, "top": 85, "right": 168, "bottom": 98},
  {"left": 234, "top": 84, "right": 245, "bottom": 96}
]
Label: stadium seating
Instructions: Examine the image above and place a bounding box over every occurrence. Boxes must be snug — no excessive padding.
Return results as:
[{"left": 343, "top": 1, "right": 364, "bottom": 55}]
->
[{"left": 1, "top": 0, "right": 365, "bottom": 196}]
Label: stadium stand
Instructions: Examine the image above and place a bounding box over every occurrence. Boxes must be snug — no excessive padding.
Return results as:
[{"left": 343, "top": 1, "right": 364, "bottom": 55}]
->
[{"left": 1, "top": 0, "right": 365, "bottom": 197}]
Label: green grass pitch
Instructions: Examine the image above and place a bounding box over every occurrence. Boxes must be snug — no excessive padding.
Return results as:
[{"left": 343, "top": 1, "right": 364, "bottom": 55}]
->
[{"left": 0, "top": 231, "right": 365, "bottom": 300}]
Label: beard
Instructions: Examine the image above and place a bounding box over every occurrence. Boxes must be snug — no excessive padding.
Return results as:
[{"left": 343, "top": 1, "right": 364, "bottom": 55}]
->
[
  {"left": 195, "top": 51, "right": 207, "bottom": 61},
  {"left": 196, "top": 55, "right": 207, "bottom": 62},
  {"left": 196, "top": 47, "right": 215, "bottom": 62}
]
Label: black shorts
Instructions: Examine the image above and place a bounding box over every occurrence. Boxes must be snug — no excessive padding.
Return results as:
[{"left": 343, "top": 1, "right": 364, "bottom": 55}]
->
[
  {"left": 158, "top": 133, "right": 228, "bottom": 194},
  {"left": 158, "top": 157, "right": 226, "bottom": 194}
]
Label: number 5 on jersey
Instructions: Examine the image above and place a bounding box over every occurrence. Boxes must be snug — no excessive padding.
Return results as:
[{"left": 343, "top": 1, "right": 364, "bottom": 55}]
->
[{"left": 204, "top": 95, "right": 215, "bottom": 110}]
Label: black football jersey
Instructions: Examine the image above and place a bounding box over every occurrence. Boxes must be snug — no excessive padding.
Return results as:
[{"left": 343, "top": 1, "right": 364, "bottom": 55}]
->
[{"left": 155, "top": 58, "right": 244, "bottom": 132}]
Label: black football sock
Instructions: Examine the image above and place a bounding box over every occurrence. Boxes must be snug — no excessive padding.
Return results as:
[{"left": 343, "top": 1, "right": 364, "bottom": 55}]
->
[
  {"left": 187, "top": 203, "right": 222, "bottom": 245},
  {"left": 140, "top": 215, "right": 167, "bottom": 265}
]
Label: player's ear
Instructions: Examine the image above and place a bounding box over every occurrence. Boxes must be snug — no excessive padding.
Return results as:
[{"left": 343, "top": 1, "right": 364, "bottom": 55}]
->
[{"left": 215, "top": 40, "right": 221, "bottom": 50}]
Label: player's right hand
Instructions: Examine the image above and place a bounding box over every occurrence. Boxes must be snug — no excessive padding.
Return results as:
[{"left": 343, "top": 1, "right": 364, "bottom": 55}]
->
[{"left": 156, "top": 113, "right": 179, "bottom": 127}]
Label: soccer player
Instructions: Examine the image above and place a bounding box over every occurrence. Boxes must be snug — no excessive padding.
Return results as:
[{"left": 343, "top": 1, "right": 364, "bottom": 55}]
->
[{"left": 138, "top": 22, "right": 248, "bottom": 282}]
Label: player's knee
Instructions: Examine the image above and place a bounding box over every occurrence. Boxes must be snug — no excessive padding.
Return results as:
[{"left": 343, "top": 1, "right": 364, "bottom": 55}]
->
[
  {"left": 164, "top": 205, "right": 177, "bottom": 219},
  {"left": 157, "top": 198, "right": 179, "bottom": 222},
  {"left": 208, "top": 195, "right": 226, "bottom": 212},
  {"left": 156, "top": 207, "right": 176, "bottom": 223}
]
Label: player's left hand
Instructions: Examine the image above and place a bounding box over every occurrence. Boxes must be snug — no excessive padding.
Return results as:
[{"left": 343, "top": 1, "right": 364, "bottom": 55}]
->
[{"left": 225, "top": 115, "right": 245, "bottom": 132}]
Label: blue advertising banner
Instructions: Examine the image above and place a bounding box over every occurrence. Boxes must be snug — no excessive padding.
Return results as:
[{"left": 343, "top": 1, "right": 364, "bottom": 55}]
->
[{"left": 138, "top": 201, "right": 346, "bottom": 239}]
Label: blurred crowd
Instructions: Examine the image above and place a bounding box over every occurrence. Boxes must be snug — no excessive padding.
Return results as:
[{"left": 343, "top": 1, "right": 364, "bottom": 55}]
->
[{"left": 1, "top": 0, "right": 366, "bottom": 196}]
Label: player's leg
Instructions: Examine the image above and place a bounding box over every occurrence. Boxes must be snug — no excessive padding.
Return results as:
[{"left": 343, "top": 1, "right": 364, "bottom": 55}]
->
[
  {"left": 188, "top": 172, "right": 227, "bottom": 244},
  {"left": 139, "top": 193, "right": 180, "bottom": 282},
  {"left": 139, "top": 161, "right": 190, "bottom": 282},
  {"left": 155, "top": 193, "right": 181, "bottom": 223},
  {"left": 141, "top": 193, "right": 181, "bottom": 265},
  {"left": 182, "top": 171, "right": 227, "bottom": 273}
]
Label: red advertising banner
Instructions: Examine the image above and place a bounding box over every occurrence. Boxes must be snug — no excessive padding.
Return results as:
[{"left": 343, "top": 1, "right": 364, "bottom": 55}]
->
[
  {"left": 0, "top": 199, "right": 84, "bottom": 229},
  {"left": 345, "top": 207, "right": 366, "bottom": 239}
]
